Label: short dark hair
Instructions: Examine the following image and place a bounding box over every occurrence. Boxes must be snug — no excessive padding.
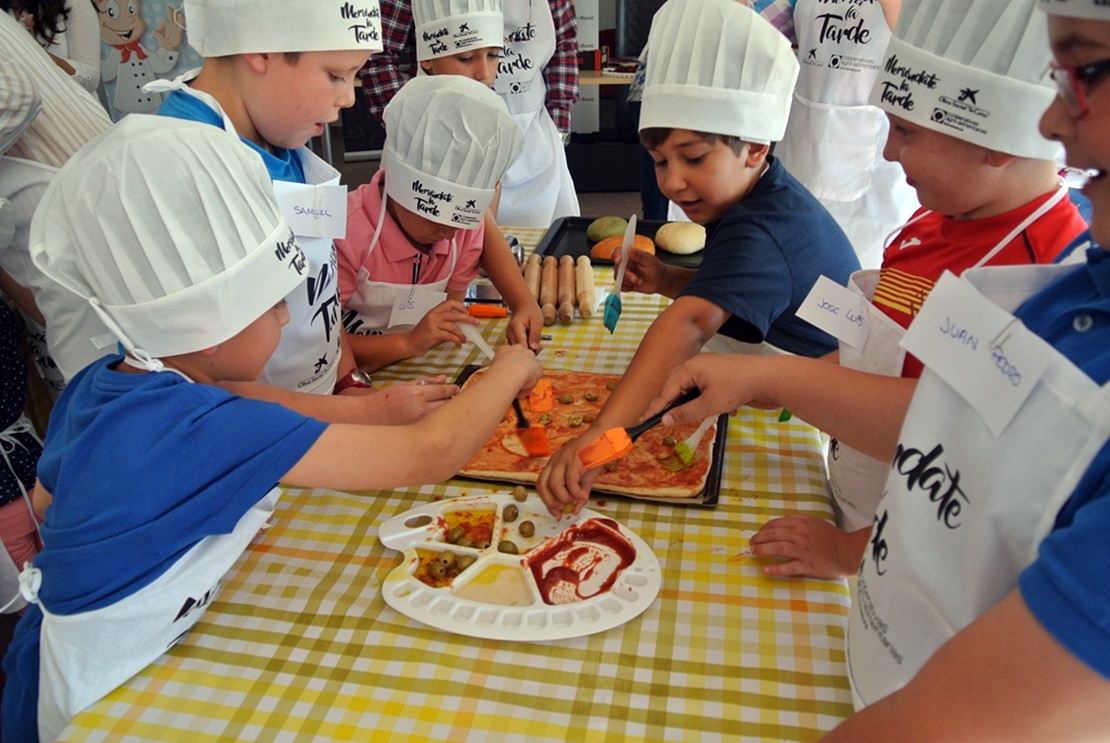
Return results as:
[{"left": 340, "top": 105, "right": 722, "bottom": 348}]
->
[
  {"left": 639, "top": 128, "right": 749, "bottom": 156},
  {"left": 284, "top": 52, "right": 301, "bottom": 64}
]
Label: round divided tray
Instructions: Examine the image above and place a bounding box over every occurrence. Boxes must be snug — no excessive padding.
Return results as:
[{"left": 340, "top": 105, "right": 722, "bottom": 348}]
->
[{"left": 378, "top": 491, "right": 661, "bottom": 641}]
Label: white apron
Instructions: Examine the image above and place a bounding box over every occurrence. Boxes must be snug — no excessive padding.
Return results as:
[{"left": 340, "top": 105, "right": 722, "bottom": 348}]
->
[
  {"left": 144, "top": 74, "right": 347, "bottom": 394},
  {"left": 774, "top": 0, "right": 916, "bottom": 269},
  {"left": 24, "top": 486, "right": 278, "bottom": 742},
  {"left": 341, "top": 191, "right": 457, "bottom": 335},
  {"left": 846, "top": 260, "right": 1110, "bottom": 708},
  {"left": 493, "top": 0, "right": 579, "bottom": 228},
  {"left": 807, "top": 187, "right": 1068, "bottom": 530}
]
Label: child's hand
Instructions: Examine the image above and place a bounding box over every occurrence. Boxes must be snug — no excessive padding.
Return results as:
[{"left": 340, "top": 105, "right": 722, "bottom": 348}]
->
[
  {"left": 749, "top": 515, "right": 865, "bottom": 579},
  {"left": 618, "top": 248, "right": 666, "bottom": 294},
  {"left": 505, "top": 299, "right": 544, "bottom": 352},
  {"left": 536, "top": 431, "right": 602, "bottom": 519},
  {"left": 374, "top": 376, "right": 459, "bottom": 424},
  {"left": 490, "top": 343, "right": 543, "bottom": 397},
  {"left": 407, "top": 300, "right": 475, "bottom": 356}
]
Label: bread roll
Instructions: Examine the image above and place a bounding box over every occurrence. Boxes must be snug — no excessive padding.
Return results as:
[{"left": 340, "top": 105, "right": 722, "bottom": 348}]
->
[{"left": 654, "top": 222, "right": 706, "bottom": 255}]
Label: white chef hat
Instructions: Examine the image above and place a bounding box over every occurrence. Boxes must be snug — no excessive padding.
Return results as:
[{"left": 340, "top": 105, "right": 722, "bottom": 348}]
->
[
  {"left": 1038, "top": 0, "right": 1110, "bottom": 18},
  {"left": 382, "top": 75, "right": 523, "bottom": 229},
  {"left": 871, "top": 0, "right": 1060, "bottom": 160},
  {"left": 183, "top": 0, "right": 383, "bottom": 57},
  {"left": 413, "top": 0, "right": 503, "bottom": 61},
  {"left": 639, "top": 0, "right": 798, "bottom": 144},
  {"left": 29, "top": 115, "right": 307, "bottom": 363},
  {"left": 0, "top": 55, "right": 40, "bottom": 154}
]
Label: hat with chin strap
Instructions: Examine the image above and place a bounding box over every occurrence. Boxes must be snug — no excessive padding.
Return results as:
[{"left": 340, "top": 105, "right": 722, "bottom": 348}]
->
[
  {"left": 382, "top": 75, "right": 523, "bottom": 229},
  {"left": 639, "top": 0, "right": 799, "bottom": 144},
  {"left": 183, "top": 0, "right": 383, "bottom": 56},
  {"left": 412, "top": 0, "right": 503, "bottom": 61},
  {"left": 30, "top": 115, "right": 307, "bottom": 366},
  {"left": 1038, "top": 0, "right": 1110, "bottom": 18},
  {"left": 871, "top": 0, "right": 1060, "bottom": 160}
]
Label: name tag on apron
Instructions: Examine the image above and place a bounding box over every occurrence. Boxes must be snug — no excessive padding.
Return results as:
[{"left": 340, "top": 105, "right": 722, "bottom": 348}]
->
[
  {"left": 390, "top": 287, "right": 448, "bottom": 328},
  {"left": 901, "top": 271, "right": 1051, "bottom": 436},
  {"left": 274, "top": 183, "right": 348, "bottom": 239},
  {"left": 796, "top": 275, "right": 869, "bottom": 350}
]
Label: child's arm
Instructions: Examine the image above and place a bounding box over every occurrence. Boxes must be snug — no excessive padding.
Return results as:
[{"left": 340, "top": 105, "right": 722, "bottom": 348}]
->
[
  {"left": 479, "top": 213, "right": 544, "bottom": 351},
  {"left": 281, "top": 345, "right": 542, "bottom": 490},
  {"left": 345, "top": 301, "right": 475, "bottom": 371},
  {"left": 822, "top": 591, "right": 1110, "bottom": 742},
  {"left": 537, "top": 296, "right": 728, "bottom": 514}
]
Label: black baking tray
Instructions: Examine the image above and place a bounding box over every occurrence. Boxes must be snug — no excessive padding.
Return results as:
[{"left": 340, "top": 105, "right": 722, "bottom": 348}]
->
[
  {"left": 533, "top": 216, "right": 705, "bottom": 269},
  {"left": 453, "top": 365, "right": 723, "bottom": 507}
]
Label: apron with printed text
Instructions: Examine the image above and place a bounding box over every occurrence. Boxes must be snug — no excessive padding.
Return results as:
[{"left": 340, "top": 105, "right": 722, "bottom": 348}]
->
[
  {"left": 145, "top": 74, "right": 346, "bottom": 394},
  {"left": 774, "top": 0, "right": 915, "bottom": 269},
  {"left": 846, "top": 261, "right": 1110, "bottom": 708},
  {"left": 820, "top": 187, "right": 1069, "bottom": 530},
  {"left": 493, "top": 0, "right": 579, "bottom": 227},
  {"left": 341, "top": 191, "right": 457, "bottom": 335},
  {"left": 28, "top": 488, "right": 280, "bottom": 742}
]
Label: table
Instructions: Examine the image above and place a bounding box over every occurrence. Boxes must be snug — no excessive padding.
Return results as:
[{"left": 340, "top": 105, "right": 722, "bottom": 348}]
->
[{"left": 61, "top": 231, "right": 853, "bottom": 742}]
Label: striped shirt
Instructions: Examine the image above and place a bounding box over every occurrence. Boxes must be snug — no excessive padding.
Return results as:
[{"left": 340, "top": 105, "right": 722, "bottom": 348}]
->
[
  {"left": 0, "top": 11, "right": 110, "bottom": 168},
  {"left": 358, "top": 0, "right": 579, "bottom": 133}
]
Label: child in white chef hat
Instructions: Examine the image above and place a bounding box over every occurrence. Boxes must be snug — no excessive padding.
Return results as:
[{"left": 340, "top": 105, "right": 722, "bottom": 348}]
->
[
  {"left": 156, "top": 0, "right": 462, "bottom": 421},
  {"left": 335, "top": 75, "right": 536, "bottom": 370},
  {"left": 538, "top": 0, "right": 861, "bottom": 511},
  {"left": 637, "top": 1, "right": 1110, "bottom": 735},
  {"left": 747, "top": 0, "right": 1088, "bottom": 581},
  {"left": 0, "top": 115, "right": 541, "bottom": 743}
]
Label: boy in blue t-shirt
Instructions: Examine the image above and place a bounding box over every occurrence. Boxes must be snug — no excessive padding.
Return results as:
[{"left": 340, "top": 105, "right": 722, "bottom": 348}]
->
[
  {"left": 157, "top": 0, "right": 465, "bottom": 423},
  {"left": 538, "top": 0, "right": 859, "bottom": 511},
  {"left": 0, "top": 116, "right": 541, "bottom": 743}
]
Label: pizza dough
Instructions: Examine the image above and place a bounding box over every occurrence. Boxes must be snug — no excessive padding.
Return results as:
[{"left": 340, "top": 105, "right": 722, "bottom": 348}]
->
[{"left": 654, "top": 222, "right": 706, "bottom": 255}]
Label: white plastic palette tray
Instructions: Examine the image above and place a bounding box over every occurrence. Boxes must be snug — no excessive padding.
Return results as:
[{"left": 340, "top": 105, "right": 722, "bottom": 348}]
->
[{"left": 378, "top": 492, "right": 661, "bottom": 641}]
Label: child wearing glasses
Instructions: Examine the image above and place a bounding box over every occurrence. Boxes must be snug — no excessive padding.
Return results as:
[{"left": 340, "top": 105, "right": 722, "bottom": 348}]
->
[{"left": 636, "top": 0, "right": 1110, "bottom": 736}]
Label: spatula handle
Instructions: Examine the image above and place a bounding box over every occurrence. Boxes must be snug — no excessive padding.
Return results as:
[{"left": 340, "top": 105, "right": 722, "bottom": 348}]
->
[{"left": 625, "top": 388, "right": 700, "bottom": 442}]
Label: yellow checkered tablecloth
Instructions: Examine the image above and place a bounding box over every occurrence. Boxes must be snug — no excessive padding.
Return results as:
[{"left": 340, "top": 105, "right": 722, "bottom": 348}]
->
[{"left": 60, "top": 228, "right": 852, "bottom": 742}]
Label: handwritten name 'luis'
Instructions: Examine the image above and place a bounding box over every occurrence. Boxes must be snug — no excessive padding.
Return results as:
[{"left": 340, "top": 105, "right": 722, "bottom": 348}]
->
[{"left": 817, "top": 298, "right": 864, "bottom": 327}]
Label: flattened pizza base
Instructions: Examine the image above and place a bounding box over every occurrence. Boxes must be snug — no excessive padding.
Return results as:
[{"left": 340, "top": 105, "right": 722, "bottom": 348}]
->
[{"left": 459, "top": 369, "right": 718, "bottom": 499}]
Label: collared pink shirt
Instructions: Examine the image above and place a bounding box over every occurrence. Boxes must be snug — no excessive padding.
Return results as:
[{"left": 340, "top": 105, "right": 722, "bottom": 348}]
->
[{"left": 335, "top": 170, "right": 485, "bottom": 302}]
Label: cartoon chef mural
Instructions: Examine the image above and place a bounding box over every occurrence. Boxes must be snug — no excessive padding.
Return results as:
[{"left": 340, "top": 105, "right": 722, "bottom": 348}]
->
[{"left": 94, "top": 0, "right": 188, "bottom": 118}]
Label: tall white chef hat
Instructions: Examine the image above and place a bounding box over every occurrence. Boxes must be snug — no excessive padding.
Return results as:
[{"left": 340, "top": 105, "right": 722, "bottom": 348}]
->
[
  {"left": 1039, "top": 0, "right": 1110, "bottom": 18},
  {"left": 639, "top": 0, "right": 798, "bottom": 144},
  {"left": 413, "top": 0, "right": 503, "bottom": 61},
  {"left": 29, "top": 115, "right": 307, "bottom": 365},
  {"left": 870, "top": 0, "right": 1060, "bottom": 160},
  {"left": 183, "top": 0, "right": 383, "bottom": 57},
  {"left": 382, "top": 75, "right": 523, "bottom": 229}
]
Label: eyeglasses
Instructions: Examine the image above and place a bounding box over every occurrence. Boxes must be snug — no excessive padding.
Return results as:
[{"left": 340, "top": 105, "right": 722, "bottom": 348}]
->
[{"left": 1049, "top": 58, "right": 1110, "bottom": 118}]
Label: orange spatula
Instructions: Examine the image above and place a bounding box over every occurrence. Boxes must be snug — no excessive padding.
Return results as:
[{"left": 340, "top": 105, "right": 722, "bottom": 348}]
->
[{"left": 577, "top": 388, "right": 700, "bottom": 470}]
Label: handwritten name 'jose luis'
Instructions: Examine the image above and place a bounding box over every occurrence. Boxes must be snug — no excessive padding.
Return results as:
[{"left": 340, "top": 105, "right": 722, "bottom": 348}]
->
[{"left": 818, "top": 298, "right": 865, "bottom": 327}]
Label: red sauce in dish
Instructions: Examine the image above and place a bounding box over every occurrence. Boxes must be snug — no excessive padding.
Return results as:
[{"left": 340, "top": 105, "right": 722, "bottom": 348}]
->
[{"left": 526, "top": 518, "right": 636, "bottom": 605}]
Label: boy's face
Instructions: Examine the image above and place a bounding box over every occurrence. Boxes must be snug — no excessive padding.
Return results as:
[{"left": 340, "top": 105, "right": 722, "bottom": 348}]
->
[
  {"left": 647, "top": 130, "right": 760, "bottom": 224},
  {"left": 1040, "top": 15, "right": 1110, "bottom": 247},
  {"left": 211, "top": 300, "right": 291, "bottom": 381},
  {"left": 882, "top": 114, "right": 996, "bottom": 220},
  {"left": 420, "top": 47, "right": 501, "bottom": 88},
  {"left": 246, "top": 50, "right": 370, "bottom": 151},
  {"left": 387, "top": 198, "right": 460, "bottom": 247}
]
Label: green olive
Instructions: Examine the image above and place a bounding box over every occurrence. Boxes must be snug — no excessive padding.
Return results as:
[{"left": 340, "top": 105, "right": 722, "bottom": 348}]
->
[
  {"left": 457, "top": 535, "right": 475, "bottom": 548},
  {"left": 568, "top": 415, "right": 583, "bottom": 427},
  {"left": 583, "top": 391, "right": 598, "bottom": 402},
  {"left": 428, "top": 561, "right": 447, "bottom": 580},
  {"left": 518, "top": 520, "right": 535, "bottom": 538},
  {"left": 558, "top": 393, "right": 574, "bottom": 404},
  {"left": 583, "top": 414, "right": 595, "bottom": 424},
  {"left": 498, "top": 540, "right": 519, "bottom": 554},
  {"left": 538, "top": 412, "right": 553, "bottom": 426},
  {"left": 606, "top": 381, "right": 618, "bottom": 391},
  {"left": 662, "top": 435, "right": 676, "bottom": 447},
  {"left": 503, "top": 504, "right": 519, "bottom": 523},
  {"left": 512, "top": 485, "right": 527, "bottom": 502},
  {"left": 437, "top": 552, "right": 456, "bottom": 567},
  {"left": 476, "top": 540, "right": 491, "bottom": 550},
  {"left": 446, "top": 526, "right": 465, "bottom": 544},
  {"left": 456, "top": 555, "right": 476, "bottom": 571}
]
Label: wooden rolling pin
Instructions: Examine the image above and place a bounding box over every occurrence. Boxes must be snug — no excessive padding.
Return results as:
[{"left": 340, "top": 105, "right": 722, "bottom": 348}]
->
[
  {"left": 575, "top": 255, "right": 595, "bottom": 320},
  {"left": 557, "top": 255, "right": 576, "bottom": 324},
  {"left": 523, "top": 253, "right": 542, "bottom": 303},
  {"left": 539, "top": 255, "right": 558, "bottom": 326}
]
